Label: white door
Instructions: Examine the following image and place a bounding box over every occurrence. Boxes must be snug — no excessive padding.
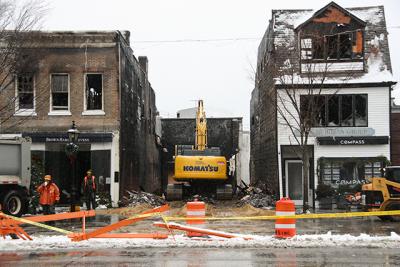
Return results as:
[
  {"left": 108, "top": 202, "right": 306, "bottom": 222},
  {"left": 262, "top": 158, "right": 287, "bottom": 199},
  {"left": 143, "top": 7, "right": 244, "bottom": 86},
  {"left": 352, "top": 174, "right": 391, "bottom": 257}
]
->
[{"left": 285, "top": 160, "right": 303, "bottom": 205}]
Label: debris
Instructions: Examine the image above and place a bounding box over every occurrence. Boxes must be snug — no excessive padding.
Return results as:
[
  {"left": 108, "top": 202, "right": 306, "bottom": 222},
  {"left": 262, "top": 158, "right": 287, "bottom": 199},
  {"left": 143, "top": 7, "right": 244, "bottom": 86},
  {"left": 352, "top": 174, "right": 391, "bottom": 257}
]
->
[
  {"left": 184, "top": 194, "right": 216, "bottom": 205},
  {"left": 118, "top": 190, "right": 166, "bottom": 207},
  {"left": 237, "top": 187, "right": 275, "bottom": 209},
  {"left": 96, "top": 192, "right": 113, "bottom": 209}
]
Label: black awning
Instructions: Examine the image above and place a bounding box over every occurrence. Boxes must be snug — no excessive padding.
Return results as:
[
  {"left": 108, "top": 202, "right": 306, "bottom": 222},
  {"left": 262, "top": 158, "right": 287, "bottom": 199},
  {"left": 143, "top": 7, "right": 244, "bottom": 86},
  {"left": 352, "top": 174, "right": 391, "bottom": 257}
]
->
[
  {"left": 22, "top": 132, "right": 113, "bottom": 143},
  {"left": 317, "top": 136, "right": 389, "bottom": 145}
]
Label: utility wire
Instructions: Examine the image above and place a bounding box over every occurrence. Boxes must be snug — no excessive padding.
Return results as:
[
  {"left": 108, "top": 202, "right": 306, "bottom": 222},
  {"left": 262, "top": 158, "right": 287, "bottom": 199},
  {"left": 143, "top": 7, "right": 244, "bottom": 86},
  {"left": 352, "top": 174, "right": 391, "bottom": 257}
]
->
[
  {"left": 134, "top": 26, "right": 400, "bottom": 44},
  {"left": 134, "top": 37, "right": 260, "bottom": 44}
]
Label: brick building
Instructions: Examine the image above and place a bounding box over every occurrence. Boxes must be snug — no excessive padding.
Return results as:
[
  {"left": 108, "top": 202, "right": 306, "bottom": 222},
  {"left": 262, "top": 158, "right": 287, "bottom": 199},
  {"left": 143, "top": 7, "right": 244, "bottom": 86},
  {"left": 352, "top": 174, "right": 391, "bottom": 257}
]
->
[
  {"left": 391, "top": 98, "right": 400, "bottom": 165},
  {"left": 0, "top": 31, "right": 161, "bottom": 205},
  {"left": 251, "top": 2, "right": 396, "bottom": 206}
]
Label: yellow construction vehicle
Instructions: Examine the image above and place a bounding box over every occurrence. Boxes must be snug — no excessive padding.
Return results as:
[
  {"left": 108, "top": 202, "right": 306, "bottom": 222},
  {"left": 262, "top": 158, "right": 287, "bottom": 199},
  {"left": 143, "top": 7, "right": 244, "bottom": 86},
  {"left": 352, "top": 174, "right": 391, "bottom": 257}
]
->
[
  {"left": 166, "top": 100, "right": 233, "bottom": 200},
  {"left": 361, "top": 166, "right": 400, "bottom": 221}
]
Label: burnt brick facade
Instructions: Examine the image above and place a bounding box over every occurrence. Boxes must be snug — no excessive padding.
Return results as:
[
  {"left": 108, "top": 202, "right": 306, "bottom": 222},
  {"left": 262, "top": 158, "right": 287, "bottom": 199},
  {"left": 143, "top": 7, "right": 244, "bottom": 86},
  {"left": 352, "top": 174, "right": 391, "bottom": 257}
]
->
[{"left": 0, "top": 31, "right": 161, "bottom": 204}]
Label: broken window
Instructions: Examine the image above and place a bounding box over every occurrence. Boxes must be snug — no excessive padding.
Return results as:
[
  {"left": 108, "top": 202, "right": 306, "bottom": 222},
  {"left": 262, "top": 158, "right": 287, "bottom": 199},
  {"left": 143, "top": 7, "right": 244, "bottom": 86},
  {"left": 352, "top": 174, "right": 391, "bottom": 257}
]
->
[
  {"left": 51, "top": 74, "right": 69, "bottom": 110},
  {"left": 327, "top": 95, "right": 339, "bottom": 126},
  {"left": 339, "top": 34, "right": 352, "bottom": 59},
  {"left": 301, "top": 94, "right": 367, "bottom": 127},
  {"left": 17, "top": 74, "right": 34, "bottom": 109},
  {"left": 340, "top": 95, "right": 353, "bottom": 126},
  {"left": 301, "top": 30, "right": 363, "bottom": 61},
  {"left": 86, "top": 74, "right": 102, "bottom": 110},
  {"left": 314, "top": 96, "right": 326, "bottom": 126},
  {"left": 312, "top": 37, "right": 324, "bottom": 59},
  {"left": 326, "top": 35, "right": 338, "bottom": 59},
  {"left": 352, "top": 30, "right": 363, "bottom": 58},
  {"left": 354, "top": 94, "right": 367, "bottom": 126},
  {"left": 300, "top": 95, "right": 326, "bottom": 127}
]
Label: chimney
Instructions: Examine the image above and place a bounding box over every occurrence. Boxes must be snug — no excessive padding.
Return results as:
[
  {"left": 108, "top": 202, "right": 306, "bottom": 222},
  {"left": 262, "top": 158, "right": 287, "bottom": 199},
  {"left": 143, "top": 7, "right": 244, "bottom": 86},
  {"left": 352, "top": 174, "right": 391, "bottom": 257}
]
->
[{"left": 138, "top": 56, "right": 148, "bottom": 75}]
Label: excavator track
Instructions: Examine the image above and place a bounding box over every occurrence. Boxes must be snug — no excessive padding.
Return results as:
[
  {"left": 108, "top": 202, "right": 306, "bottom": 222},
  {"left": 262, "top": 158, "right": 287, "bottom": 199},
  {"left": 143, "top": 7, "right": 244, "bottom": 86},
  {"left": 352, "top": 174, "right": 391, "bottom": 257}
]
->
[
  {"left": 166, "top": 184, "right": 183, "bottom": 201},
  {"left": 216, "top": 184, "right": 233, "bottom": 200}
]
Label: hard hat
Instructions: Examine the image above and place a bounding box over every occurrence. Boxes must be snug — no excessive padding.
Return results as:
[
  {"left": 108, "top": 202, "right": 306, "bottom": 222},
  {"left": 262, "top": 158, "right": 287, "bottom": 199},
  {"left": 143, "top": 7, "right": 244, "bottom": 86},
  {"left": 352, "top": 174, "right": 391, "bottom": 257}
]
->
[{"left": 44, "top": 175, "right": 52, "bottom": 181}]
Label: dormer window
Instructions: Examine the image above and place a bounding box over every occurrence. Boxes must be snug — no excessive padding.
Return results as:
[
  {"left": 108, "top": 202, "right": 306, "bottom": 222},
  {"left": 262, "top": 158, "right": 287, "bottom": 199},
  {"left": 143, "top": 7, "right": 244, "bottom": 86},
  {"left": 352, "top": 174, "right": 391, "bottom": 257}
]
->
[
  {"left": 296, "top": 3, "right": 366, "bottom": 73},
  {"left": 301, "top": 30, "right": 363, "bottom": 61}
]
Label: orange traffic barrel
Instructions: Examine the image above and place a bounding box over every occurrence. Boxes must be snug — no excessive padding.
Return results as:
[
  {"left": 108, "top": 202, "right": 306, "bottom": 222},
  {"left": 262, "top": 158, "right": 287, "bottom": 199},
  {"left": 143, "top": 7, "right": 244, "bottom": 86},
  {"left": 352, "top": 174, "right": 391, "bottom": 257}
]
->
[
  {"left": 275, "top": 197, "right": 296, "bottom": 238},
  {"left": 186, "top": 200, "right": 206, "bottom": 237}
]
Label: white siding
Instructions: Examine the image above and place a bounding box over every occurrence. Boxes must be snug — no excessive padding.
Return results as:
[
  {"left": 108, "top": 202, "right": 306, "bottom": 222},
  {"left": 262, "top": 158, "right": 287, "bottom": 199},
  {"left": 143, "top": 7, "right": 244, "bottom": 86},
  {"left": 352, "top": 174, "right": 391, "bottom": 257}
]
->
[
  {"left": 276, "top": 86, "right": 390, "bottom": 200},
  {"left": 301, "top": 62, "right": 364, "bottom": 73},
  {"left": 277, "top": 86, "right": 390, "bottom": 145}
]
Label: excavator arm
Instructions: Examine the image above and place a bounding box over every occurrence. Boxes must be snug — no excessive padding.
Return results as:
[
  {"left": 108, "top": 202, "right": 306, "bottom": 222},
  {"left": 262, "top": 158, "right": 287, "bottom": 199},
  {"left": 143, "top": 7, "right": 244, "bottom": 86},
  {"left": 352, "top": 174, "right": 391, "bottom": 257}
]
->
[{"left": 195, "top": 100, "right": 207, "bottom": 151}]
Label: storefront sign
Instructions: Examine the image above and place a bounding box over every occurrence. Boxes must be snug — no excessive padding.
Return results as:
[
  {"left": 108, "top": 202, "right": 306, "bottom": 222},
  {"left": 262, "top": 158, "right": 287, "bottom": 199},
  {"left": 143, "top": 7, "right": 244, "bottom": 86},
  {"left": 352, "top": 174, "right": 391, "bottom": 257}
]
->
[
  {"left": 304, "top": 127, "right": 376, "bottom": 137},
  {"left": 317, "top": 136, "right": 389, "bottom": 145},
  {"left": 22, "top": 132, "right": 113, "bottom": 143},
  {"left": 335, "top": 179, "right": 367, "bottom": 185}
]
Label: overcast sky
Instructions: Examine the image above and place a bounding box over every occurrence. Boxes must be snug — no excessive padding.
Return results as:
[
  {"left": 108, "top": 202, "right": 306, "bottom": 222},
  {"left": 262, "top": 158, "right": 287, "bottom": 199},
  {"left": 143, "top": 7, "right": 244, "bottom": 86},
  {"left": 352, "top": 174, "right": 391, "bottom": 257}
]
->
[{"left": 44, "top": 0, "right": 400, "bottom": 130}]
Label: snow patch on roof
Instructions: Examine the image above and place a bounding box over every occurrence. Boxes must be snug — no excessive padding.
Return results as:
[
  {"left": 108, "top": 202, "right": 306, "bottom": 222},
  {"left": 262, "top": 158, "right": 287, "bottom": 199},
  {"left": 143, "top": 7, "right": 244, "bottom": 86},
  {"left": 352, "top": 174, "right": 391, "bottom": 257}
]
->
[
  {"left": 350, "top": 6, "right": 383, "bottom": 25},
  {"left": 270, "top": 5, "right": 395, "bottom": 85}
]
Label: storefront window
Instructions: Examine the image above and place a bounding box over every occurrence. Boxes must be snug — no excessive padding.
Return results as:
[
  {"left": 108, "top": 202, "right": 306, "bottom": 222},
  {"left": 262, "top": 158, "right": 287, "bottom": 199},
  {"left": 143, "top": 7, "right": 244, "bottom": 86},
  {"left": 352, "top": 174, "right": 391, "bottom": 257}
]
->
[
  {"left": 320, "top": 158, "right": 383, "bottom": 188},
  {"left": 364, "top": 162, "right": 382, "bottom": 178}
]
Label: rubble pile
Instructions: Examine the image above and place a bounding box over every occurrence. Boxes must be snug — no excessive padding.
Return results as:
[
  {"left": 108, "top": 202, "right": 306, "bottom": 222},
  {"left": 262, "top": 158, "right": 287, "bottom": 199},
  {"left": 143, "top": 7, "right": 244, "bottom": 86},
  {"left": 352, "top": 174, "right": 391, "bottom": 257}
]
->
[
  {"left": 184, "top": 194, "right": 216, "bottom": 205},
  {"left": 237, "top": 187, "right": 275, "bottom": 209},
  {"left": 119, "top": 190, "right": 166, "bottom": 207}
]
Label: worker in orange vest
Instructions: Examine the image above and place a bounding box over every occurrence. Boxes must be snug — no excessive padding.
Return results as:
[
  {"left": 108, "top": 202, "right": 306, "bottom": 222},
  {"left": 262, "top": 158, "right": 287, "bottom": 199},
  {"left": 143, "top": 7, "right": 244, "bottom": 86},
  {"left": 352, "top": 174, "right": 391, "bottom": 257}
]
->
[
  {"left": 37, "top": 175, "right": 60, "bottom": 215},
  {"left": 83, "top": 169, "right": 97, "bottom": 210}
]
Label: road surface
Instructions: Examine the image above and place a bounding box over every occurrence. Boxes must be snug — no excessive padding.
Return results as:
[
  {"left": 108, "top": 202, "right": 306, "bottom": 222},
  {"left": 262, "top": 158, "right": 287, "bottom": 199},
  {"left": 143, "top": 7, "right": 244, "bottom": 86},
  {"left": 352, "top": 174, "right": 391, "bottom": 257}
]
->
[{"left": 1, "top": 247, "right": 400, "bottom": 266}]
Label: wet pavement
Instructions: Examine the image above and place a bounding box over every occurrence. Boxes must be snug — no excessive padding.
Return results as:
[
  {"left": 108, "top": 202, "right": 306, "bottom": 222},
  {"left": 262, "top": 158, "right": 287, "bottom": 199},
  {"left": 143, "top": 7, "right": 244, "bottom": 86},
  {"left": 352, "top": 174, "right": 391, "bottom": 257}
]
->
[
  {"left": 19, "top": 212, "right": 400, "bottom": 237},
  {"left": 1, "top": 247, "right": 400, "bottom": 266},
  {"left": 2, "top": 206, "right": 400, "bottom": 266}
]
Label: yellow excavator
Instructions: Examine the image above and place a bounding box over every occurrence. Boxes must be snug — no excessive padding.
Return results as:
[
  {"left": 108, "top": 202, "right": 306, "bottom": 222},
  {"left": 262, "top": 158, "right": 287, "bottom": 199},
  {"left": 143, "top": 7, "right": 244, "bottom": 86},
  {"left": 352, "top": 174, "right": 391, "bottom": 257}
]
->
[
  {"left": 361, "top": 166, "right": 400, "bottom": 221},
  {"left": 166, "top": 100, "right": 233, "bottom": 200}
]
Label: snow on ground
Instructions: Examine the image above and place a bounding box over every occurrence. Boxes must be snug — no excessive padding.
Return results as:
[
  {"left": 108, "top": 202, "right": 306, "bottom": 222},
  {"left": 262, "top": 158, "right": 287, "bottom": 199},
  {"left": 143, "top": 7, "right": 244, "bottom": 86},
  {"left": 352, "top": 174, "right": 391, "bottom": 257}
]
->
[{"left": 1, "top": 232, "right": 400, "bottom": 251}]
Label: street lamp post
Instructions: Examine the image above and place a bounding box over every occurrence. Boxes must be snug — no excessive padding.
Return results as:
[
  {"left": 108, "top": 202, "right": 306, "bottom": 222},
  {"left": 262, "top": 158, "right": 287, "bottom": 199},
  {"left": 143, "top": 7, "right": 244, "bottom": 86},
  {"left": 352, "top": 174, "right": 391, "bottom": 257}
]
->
[{"left": 65, "top": 121, "right": 80, "bottom": 212}]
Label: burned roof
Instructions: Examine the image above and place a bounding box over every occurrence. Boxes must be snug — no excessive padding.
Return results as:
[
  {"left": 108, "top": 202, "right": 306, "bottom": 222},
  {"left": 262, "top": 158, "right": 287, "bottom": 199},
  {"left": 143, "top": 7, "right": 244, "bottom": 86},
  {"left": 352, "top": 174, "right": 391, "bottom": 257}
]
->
[{"left": 258, "top": 2, "right": 395, "bottom": 84}]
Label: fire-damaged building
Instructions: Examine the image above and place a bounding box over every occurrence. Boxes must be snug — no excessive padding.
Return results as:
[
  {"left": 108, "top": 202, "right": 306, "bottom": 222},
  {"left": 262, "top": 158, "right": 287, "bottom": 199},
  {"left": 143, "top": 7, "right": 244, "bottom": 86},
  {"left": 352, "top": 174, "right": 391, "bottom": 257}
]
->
[
  {"left": 250, "top": 2, "right": 396, "bottom": 207},
  {"left": 0, "top": 31, "right": 161, "bottom": 205}
]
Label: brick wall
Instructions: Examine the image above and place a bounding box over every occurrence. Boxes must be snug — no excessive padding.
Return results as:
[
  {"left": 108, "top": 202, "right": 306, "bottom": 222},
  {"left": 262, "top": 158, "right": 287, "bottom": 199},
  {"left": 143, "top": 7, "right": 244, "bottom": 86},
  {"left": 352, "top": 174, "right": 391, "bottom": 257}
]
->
[
  {"left": 0, "top": 32, "right": 120, "bottom": 133},
  {"left": 391, "top": 111, "right": 400, "bottom": 165},
  {"left": 0, "top": 31, "right": 162, "bottom": 197}
]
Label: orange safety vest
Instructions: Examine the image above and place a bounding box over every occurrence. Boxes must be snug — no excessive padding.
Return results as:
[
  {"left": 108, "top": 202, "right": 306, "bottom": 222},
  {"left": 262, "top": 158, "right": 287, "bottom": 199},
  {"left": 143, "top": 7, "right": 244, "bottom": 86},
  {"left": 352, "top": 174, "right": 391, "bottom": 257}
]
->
[
  {"left": 84, "top": 175, "right": 96, "bottom": 190},
  {"left": 37, "top": 182, "right": 60, "bottom": 205}
]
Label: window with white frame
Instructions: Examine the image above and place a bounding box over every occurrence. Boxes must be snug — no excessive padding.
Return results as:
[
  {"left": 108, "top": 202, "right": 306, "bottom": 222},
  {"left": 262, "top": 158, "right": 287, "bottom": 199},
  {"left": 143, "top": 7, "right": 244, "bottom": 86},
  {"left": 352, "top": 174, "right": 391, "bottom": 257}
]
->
[
  {"left": 16, "top": 74, "right": 34, "bottom": 110},
  {"left": 85, "top": 74, "right": 103, "bottom": 110},
  {"left": 51, "top": 74, "right": 69, "bottom": 111}
]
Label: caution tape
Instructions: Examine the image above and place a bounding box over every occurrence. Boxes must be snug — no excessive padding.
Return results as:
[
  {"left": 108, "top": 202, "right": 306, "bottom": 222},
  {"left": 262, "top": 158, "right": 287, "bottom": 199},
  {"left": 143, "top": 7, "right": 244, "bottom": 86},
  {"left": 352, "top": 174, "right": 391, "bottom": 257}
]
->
[
  {"left": 0, "top": 212, "right": 72, "bottom": 235},
  {"left": 127, "top": 212, "right": 163, "bottom": 220},
  {"left": 2, "top": 209, "right": 399, "bottom": 237},
  {"left": 162, "top": 210, "right": 400, "bottom": 221}
]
